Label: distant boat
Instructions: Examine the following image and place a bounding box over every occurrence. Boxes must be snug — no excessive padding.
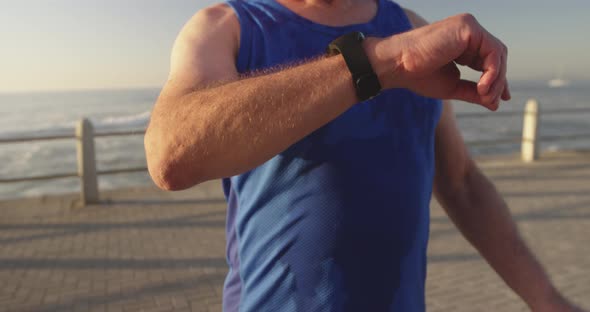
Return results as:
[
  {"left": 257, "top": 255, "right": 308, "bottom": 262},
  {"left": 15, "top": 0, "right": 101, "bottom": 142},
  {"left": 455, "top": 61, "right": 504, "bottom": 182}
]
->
[
  {"left": 548, "top": 66, "right": 570, "bottom": 88},
  {"left": 548, "top": 78, "right": 570, "bottom": 88}
]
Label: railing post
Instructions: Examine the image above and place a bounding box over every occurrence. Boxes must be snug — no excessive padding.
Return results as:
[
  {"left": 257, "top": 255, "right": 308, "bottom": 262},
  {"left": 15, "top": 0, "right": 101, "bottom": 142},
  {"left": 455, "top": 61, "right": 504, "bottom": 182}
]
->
[
  {"left": 521, "top": 99, "right": 540, "bottom": 163},
  {"left": 76, "top": 118, "right": 99, "bottom": 205}
]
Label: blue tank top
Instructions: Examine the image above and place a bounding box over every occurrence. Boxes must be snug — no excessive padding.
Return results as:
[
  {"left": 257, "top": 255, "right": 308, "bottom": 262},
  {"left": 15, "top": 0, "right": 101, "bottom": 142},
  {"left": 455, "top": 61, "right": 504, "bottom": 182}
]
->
[{"left": 222, "top": 1, "right": 442, "bottom": 311}]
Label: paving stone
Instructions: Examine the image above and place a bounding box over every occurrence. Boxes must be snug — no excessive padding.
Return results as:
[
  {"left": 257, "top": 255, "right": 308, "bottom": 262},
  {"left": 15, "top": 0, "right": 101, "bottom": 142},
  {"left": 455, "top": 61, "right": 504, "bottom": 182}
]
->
[{"left": 0, "top": 153, "right": 588, "bottom": 311}]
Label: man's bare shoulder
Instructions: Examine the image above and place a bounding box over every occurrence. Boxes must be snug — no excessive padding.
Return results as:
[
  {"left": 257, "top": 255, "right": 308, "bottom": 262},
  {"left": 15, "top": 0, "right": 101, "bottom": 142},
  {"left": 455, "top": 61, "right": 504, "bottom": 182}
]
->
[
  {"left": 171, "top": 2, "right": 240, "bottom": 68},
  {"left": 198, "top": 3, "right": 236, "bottom": 21},
  {"left": 164, "top": 3, "right": 240, "bottom": 96},
  {"left": 401, "top": 7, "right": 429, "bottom": 29},
  {"left": 182, "top": 3, "right": 239, "bottom": 39}
]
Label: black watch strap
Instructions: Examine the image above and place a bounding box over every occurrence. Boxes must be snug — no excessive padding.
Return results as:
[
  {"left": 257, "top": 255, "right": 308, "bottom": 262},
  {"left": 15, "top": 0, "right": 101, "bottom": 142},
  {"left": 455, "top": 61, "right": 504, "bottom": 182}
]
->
[{"left": 327, "top": 31, "right": 382, "bottom": 101}]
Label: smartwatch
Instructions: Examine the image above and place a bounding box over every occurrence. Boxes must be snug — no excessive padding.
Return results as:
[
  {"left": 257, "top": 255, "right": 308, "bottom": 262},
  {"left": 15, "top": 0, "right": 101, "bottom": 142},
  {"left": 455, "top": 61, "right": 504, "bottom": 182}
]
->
[{"left": 327, "top": 31, "right": 382, "bottom": 101}]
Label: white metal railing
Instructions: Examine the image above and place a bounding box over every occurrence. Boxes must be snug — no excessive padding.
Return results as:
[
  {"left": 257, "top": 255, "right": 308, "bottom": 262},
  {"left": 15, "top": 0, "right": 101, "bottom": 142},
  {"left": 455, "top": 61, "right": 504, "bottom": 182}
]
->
[
  {"left": 0, "top": 120, "right": 147, "bottom": 206},
  {"left": 0, "top": 98, "right": 589, "bottom": 206},
  {"left": 460, "top": 99, "right": 590, "bottom": 159}
]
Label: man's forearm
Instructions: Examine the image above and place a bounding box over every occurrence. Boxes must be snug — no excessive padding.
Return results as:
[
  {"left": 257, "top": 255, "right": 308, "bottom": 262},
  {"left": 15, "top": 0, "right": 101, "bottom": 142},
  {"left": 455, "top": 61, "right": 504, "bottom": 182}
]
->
[
  {"left": 146, "top": 54, "right": 361, "bottom": 190},
  {"left": 437, "top": 165, "right": 561, "bottom": 309}
]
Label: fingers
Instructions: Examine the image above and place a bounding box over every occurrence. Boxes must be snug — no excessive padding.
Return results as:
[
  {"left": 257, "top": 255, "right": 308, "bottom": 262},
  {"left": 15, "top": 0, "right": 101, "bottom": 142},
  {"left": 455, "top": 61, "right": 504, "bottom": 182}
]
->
[
  {"left": 453, "top": 17, "right": 509, "bottom": 108},
  {"left": 450, "top": 78, "right": 506, "bottom": 111},
  {"left": 455, "top": 47, "right": 481, "bottom": 70},
  {"left": 477, "top": 51, "right": 500, "bottom": 96},
  {"left": 472, "top": 31, "right": 509, "bottom": 108},
  {"left": 483, "top": 52, "right": 507, "bottom": 109},
  {"left": 450, "top": 80, "right": 486, "bottom": 106},
  {"left": 501, "top": 81, "right": 511, "bottom": 101}
]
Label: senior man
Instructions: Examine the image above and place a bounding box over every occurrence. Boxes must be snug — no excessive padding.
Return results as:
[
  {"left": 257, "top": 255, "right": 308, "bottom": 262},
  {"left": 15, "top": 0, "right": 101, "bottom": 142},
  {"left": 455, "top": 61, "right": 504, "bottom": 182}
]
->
[{"left": 145, "top": 0, "right": 584, "bottom": 311}]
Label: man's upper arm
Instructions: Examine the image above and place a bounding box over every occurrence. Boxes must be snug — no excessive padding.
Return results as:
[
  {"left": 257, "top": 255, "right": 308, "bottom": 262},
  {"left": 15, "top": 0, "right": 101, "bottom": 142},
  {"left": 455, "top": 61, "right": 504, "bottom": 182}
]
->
[
  {"left": 161, "top": 4, "right": 240, "bottom": 99},
  {"left": 433, "top": 101, "right": 473, "bottom": 197},
  {"left": 402, "top": 8, "right": 474, "bottom": 194}
]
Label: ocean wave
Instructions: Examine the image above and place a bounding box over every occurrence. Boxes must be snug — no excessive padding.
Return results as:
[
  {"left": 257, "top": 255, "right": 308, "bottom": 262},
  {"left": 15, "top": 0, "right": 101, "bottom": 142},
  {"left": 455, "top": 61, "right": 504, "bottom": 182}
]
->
[
  {"left": 544, "top": 144, "right": 562, "bottom": 152},
  {"left": 93, "top": 111, "right": 151, "bottom": 130},
  {"left": 0, "top": 111, "right": 151, "bottom": 139}
]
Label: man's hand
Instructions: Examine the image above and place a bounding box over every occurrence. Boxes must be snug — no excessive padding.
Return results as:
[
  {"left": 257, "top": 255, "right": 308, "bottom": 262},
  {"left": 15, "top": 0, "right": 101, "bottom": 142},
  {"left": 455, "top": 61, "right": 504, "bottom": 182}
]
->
[{"left": 367, "top": 13, "right": 510, "bottom": 110}]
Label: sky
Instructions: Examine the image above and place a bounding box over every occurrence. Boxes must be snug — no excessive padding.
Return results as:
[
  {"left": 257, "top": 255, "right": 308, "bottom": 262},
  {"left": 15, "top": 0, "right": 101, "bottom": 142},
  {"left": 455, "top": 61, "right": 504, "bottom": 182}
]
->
[{"left": 0, "top": 0, "right": 589, "bottom": 93}]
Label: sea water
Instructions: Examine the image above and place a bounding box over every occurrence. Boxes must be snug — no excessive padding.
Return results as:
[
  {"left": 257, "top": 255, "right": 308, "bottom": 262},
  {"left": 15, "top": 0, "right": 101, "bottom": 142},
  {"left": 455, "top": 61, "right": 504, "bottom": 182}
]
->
[{"left": 0, "top": 84, "right": 588, "bottom": 200}]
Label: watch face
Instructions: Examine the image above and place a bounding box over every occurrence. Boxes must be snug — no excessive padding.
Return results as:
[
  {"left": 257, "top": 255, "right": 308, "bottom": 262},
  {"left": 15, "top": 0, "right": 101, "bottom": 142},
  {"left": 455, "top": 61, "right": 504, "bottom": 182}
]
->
[{"left": 356, "top": 73, "right": 382, "bottom": 100}]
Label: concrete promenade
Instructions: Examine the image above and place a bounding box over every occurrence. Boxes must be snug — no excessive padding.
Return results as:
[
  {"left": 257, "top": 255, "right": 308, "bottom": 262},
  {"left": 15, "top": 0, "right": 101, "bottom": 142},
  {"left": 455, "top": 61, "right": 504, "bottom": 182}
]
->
[{"left": 0, "top": 151, "right": 589, "bottom": 311}]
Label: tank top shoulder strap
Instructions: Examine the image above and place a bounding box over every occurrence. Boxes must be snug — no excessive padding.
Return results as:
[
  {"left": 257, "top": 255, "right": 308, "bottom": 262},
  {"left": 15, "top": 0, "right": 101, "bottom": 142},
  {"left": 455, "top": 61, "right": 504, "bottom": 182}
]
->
[{"left": 225, "top": 0, "right": 256, "bottom": 72}]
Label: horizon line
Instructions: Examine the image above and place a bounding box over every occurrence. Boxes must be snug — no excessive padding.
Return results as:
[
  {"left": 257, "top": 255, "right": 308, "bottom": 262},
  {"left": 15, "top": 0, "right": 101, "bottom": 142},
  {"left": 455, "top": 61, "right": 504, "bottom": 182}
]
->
[
  {"left": 2, "top": 78, "right": 590, "bottom": 95},
  {"left": 0, "top": 86, "right": 163, "bottom": 95}
]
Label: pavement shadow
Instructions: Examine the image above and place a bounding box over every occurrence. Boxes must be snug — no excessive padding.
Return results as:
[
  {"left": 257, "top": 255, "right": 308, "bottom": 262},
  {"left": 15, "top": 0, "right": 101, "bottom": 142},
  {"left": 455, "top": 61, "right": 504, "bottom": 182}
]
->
[
  {"left": 429, "top": 194, "right": 590, "bottom": 247},
  {"left": 0, "top": 257, "right": 227, "bottom": 270},
  {"left": 482, "top": 161, "right": 590, "bottom": 182},
  {"left": 500, "top": 190, "right": 590, "bottom": 198},
  {"left": 0, "top": 211, "right": 226, "bottom": 245},
  {"left": 510, "top": 199, "right": 590, "bottom": 222},
  {"left": 430, "top": 198, "right": 590, "bottom": 226},
  {"left": 487, "top": 175, "right": 590, "bottom": 182},
  {"left": 31, "top": 272, "right": 227, "bottom": 312},
  {"left": 99, "top": 198, "right": 227, "bottom": 207},
  {"left": 429, "top": 227, "right": 457, "bottom": 240},
  {"left": 428, "top": 253, "right": 481, "bottom": 263},
  {"left": 482, "top": 162, "right": 590, "bottom": 174}
]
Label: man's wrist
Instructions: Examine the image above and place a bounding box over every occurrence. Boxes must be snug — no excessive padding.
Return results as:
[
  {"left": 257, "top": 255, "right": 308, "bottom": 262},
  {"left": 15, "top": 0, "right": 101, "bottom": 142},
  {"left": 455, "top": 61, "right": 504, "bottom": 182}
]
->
[{"left": 363, "top": 36, "right": 405, "bottom": 89}]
